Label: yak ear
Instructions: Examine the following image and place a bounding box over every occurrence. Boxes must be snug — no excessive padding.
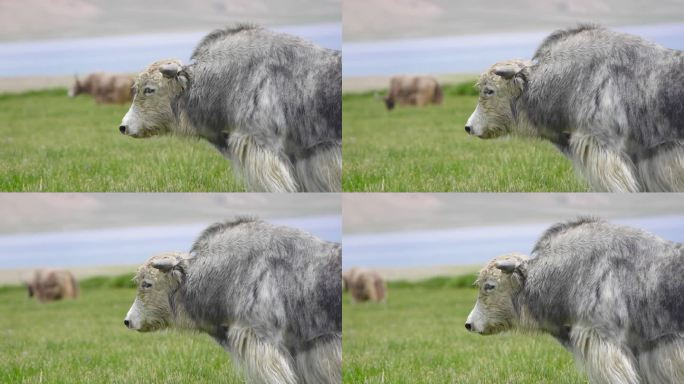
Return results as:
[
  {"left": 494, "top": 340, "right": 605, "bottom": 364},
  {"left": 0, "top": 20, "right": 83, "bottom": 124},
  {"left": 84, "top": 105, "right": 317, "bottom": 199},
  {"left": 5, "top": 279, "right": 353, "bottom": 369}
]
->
[
  {"left": 494, "top": 63, "right": 529, "bottom": 92},
  {"left": 493, "top": 62, "right": 529, "bottom": 79},
  {"left": 160, "top": 62, "right": 181, "bottom": 78},
  {"left": 151, "top": 257, "right": 178, "bottom": 272},
  {"left": 151, "top": 252, "right": 189, "bottom": 281},
  {"left": 495, "top": 259, "right": 521, "bottom": 274},
  {"left": 493, "top": 65, "right": 519, "bottom": 80},
  {"left": 495, "top": 258, "right": 527, "bottom": 289}
]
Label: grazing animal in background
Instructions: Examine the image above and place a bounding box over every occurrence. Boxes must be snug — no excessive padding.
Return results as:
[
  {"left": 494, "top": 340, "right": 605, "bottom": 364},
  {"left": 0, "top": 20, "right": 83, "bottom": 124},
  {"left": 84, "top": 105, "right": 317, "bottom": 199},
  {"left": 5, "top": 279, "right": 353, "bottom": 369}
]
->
[
  {"left": 342, "top": 267, "right": 386, "bottom": 303},
  {"left": 465, "top": 25, "right": 684, "bottom": 192},
  {"left": 27, "top": 269, "right": 79, "bottom": 303},
  {"left": 384, "top": 76, "right": 443, "bottom": 110},
  {"left": 465, "top": 217, "right": 684, "bottom": 384},
  {"left": 119, "top": 25, "right": 342, "bottom": 192},
  {"left": 69, "top": 73, "right": 134, "bottom": 104},
  {"left": 124, "top": 218, "right": 342, "bottom": 384}
]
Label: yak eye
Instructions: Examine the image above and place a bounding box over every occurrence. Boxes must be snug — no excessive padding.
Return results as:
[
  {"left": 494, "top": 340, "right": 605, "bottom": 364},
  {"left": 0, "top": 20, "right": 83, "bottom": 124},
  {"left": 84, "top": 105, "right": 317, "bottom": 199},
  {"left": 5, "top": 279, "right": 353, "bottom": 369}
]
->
[
  {"left": 483, "top": 282, "right": 496, "bottom": 291},
  {"left": 143, "top": 87, "right": 155, "bottom": 95},
  {"left": 483, "top": 87, "right": 495, "bottom": 96},
  {"left": 141, "top": 281, "right": 152, "bottom": 289}
]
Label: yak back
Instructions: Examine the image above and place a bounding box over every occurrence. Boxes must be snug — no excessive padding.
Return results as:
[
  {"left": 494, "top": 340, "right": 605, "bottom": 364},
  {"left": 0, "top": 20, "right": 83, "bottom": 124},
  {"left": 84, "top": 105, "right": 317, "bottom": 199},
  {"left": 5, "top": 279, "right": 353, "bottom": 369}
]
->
[
  {"left": 524, "top": 24, "right": 684, "bottom": 153},
  {"left": 176, "top": 25, "right": 341, "bottom": 159},
  {"left": 519, "top": 217, "right": 683, "bottom": 350}
]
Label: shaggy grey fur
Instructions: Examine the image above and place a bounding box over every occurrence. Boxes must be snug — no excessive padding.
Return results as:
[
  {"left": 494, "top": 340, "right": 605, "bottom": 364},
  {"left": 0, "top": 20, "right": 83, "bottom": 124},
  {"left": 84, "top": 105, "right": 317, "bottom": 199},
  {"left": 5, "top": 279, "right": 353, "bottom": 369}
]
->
[
  {"left": 529, "top": 25, "right": 683, "bottom": 191},
  {"left": 125, "top": 217, "right": 341, "bottom": 383},
  {"left": 526, "top": 25, "right": 683, "bottom": 157},
  {"left": 467, "top": 218, "right": 683, "bottom": 382},
  {"left": 517, "top": 218, "right": 682, "bottom": 382},
  {"left": 526, "top": 218, "right": 683, "bottom": 348},
  {"left": 469, "top": 25, "right": 684, "bottom": 191},
  {"left": 184, "top": 218, "right": 341, "bottom": 343},
  {"left": 176, "top": 25, "right": 341, "bottom": 192},
  {"left": 180, "top": 218, "right": 340, "bottom": 382}
]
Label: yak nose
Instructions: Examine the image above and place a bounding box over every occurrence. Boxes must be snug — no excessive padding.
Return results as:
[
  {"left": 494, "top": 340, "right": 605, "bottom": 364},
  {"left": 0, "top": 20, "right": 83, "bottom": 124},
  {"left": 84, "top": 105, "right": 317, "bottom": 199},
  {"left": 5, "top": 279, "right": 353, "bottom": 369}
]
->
[
  {"left": 119, "top": 125, "right": 127, "bottom": 134},
  {"left": 465, "top": 125, "right": 472, "bottom": 134},
  {"left": 465, "top": 322, "right": 472, "bottom": 331},
  {"left": 124, "top": 319, "right": 130, "bottom": 328}
]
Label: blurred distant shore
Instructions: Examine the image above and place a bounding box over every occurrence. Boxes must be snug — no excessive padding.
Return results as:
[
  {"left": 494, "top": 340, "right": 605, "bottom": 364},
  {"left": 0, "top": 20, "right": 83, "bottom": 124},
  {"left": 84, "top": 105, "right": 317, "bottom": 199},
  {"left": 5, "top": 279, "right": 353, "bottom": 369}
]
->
[
  {"left": 0, "top": 73, "right": 478, "bottom": 94},
  {"left": 0, "top": 75, "right": 128, "bottom": 94},
  {"left": 0, "top": 264, "right": 480, "bottom": 285},
  {"left": 0, "top": 265, "right": 135, "bottom": 285},
  {"left": 343, "top": 73, "right": 476, "bottom": 93}
]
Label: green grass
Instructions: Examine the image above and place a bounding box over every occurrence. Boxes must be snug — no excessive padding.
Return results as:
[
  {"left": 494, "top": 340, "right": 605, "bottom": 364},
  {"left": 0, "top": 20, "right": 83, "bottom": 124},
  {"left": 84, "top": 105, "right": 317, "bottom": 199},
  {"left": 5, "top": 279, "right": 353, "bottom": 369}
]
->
[
  {"left": 342, "top": 83, "right": 589, "bottom": 191},
  {"left": 0, "top": 278, "right": 242, "bottom": 383},
  {"left": 1, "top": 272, "right": 588, "bottom": 383},
  {"left": 0, "top": 89, "right": 242, "bottom": 191},
  {"left": 386, "top": 274, "right": 478, "bottom": 290},
  {"left": 78, "top": 273, "right": 136, "bottom": 289},
  {"left": 343, "top": 283, "right": 586, "bottom": 384}
]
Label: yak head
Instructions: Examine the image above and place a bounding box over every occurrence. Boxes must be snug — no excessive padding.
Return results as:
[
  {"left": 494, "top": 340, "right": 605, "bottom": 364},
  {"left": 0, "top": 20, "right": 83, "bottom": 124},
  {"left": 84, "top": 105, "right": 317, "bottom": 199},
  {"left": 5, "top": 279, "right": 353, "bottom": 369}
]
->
[
  {"left": 465, "top": 60, "right": 531, "bottom": 139},
  {"left": 119, "top": 59, "right": 188, "bottom": 138},
  {"left": 124, "top": 252, "right": 189, "bottom": 332},
  {"left": 465, "top": 253, "right": 528, "bottom": 335}
]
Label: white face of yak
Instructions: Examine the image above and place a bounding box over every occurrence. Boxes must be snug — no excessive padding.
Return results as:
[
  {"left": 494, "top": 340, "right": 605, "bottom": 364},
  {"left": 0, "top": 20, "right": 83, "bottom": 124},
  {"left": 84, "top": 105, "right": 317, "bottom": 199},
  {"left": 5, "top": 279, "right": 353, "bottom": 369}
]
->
[
  {"left": 119, "top": 59, "right": 186, "bottom": 138},
  {"left": 124, "top": 252, "right": 186, "bottom": 332},
  {"left": 465, "top": 254, "right": 526, "bottom": 335},
  {"left": 464, "top": 61, "right": 528, "bottom": 139}
]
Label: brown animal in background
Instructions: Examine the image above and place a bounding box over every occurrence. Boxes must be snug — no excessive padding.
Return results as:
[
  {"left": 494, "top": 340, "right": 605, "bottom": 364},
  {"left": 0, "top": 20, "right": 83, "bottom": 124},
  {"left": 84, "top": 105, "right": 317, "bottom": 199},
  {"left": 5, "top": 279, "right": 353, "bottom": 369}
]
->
[
  {"left": 107, "top": 75, "right": 135, "bottom": 104},
  {"left": 27, "top": 269, "right": 79, "bottom": 303},
  {"left": 343, "top": 267, "right": 386, "bottom": 303},
  {"left": 69, "top": 73, "right": 134, "bottom": 104},
  {"left": 384, "top": 76, "right": 443, "bottom": 110}
]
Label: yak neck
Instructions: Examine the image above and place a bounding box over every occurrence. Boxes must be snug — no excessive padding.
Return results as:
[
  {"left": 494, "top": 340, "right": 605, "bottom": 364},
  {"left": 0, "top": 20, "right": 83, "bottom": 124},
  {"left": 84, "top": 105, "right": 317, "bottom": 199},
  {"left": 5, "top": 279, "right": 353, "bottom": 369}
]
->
[
  {"left": 171, "top": 108, "right": 199, "bottom": 138},
  {"left": 511, "top": 289, "right": 541, "bottom": 333},
  {"left": 517, "top": 78, "right": 574, "bottom": 149},
  {"left": 511, "top": 97, "right": 539, "bottom": 139},
  {"left": 172, "top": 103, "right": 229, "bottom": 152},
  {"left": 168, "top": 283, "right": 196, "bottom": 330},
  {"left": 512, "top": 284, "right": 569, "bottom": 343}
]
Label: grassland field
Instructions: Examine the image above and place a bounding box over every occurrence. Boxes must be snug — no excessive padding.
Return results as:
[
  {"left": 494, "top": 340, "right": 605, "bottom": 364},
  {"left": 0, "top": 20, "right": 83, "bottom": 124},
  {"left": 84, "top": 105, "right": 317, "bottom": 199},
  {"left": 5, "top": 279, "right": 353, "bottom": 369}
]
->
[
  {"left": 342, "top": 83, "right": 589, "bottom": 192},
  {"left": 1, "top": 273, "right": 588, "bottom": 383},
  {"left": 343, "top": 276, "right": 586, "bottom": 384},
  {"left": 2, "top": 85, "right": 589, "bottom": 192},
  {"left": 0, "top": 273, "right": 241, "bottom": 384},
  {"left": 0, "top": 89, "right": 241, "bottom": 192}
]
